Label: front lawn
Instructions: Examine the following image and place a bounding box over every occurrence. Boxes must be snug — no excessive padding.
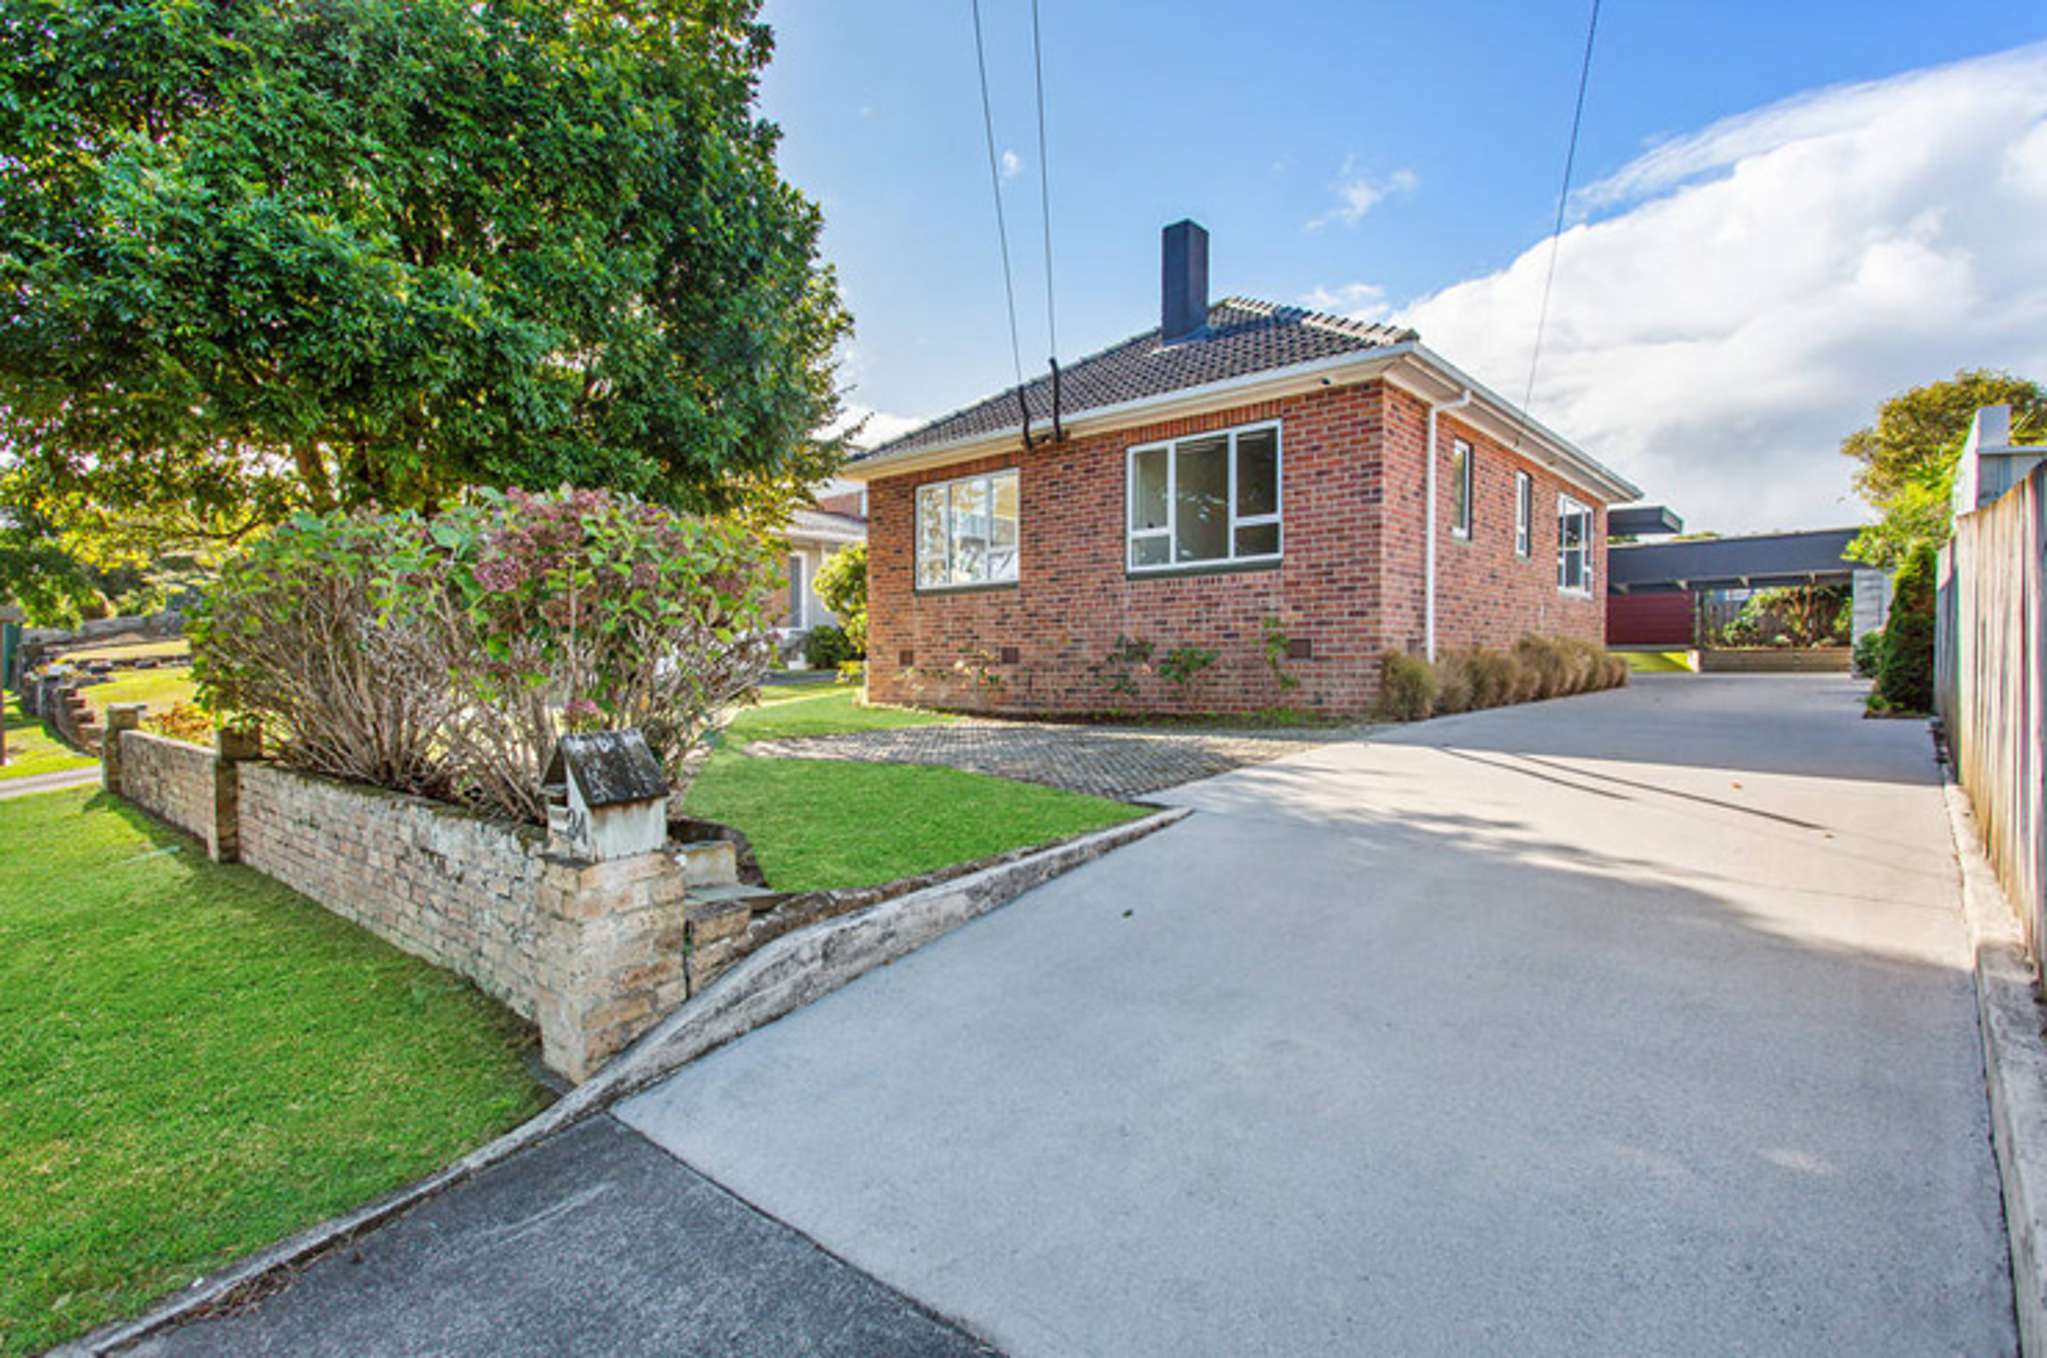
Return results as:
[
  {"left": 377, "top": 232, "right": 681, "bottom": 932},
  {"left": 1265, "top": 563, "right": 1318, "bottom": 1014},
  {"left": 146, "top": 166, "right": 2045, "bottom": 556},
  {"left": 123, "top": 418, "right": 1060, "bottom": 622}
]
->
[
  {"left": 0, "top": 788, "right": 547, "bottom": 1355},
  {"left": 1, "top": 692, "right": 96, "bottom": 783},
  {"left": 688, "top": 686, "right": 1142, "bottom": 891},
  {"left": 723, "top": 686, "right": 956, "bottom": 747}
]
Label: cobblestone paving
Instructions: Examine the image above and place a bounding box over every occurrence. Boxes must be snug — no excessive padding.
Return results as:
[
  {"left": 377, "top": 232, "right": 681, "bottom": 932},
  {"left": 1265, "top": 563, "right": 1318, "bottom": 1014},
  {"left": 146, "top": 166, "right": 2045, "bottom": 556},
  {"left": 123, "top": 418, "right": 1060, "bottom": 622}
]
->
[{"left": 745, "top": 719, "right": 1368, "bottom": 800}]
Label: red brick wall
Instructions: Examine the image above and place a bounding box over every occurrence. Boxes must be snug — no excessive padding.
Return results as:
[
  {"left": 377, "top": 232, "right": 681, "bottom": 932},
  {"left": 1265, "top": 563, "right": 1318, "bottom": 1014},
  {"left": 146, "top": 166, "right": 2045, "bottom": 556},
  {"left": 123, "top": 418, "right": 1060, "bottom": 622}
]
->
[
  {"left": 865, "top": 378, "right": 1611, "bottom": 716},
  {"left": 1377, "top": 385, "right": 1608, "bottom": 656}
]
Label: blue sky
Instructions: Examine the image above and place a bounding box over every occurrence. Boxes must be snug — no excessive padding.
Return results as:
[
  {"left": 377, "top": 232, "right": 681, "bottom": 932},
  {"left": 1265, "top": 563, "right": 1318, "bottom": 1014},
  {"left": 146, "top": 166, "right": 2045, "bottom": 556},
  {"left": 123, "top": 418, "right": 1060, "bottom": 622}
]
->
[{"left": 758, "top": 2, "right": 2047, "bottom": 532}]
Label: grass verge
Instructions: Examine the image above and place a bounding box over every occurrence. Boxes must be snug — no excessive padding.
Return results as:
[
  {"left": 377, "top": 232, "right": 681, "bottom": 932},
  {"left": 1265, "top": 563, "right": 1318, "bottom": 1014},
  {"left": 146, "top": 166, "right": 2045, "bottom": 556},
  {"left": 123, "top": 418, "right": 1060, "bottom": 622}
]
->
[
  {"left": 722, "top": 686, "right": 956, "bottom": 747},
  {"left": 1, "top": 692, "right": 96, "bottom": 783},
  {"left": 0, "top": 788, "right": 547, "bottom": 1355},
  {"left": 76, "top": 665, "right": 199, "bottom": 715}
]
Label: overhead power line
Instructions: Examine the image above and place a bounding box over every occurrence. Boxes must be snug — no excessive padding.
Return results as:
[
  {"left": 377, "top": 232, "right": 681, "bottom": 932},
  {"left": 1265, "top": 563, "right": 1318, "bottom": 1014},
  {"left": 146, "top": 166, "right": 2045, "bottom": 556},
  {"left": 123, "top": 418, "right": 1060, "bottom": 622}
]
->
[
  {"left": 970, "top": 0, "right": 1027, "bottom": 394},
  {"left": 1031, "top": 0, "right": 1057, "bottom": 364},
  {"left": 1516, "top": 0, "right": 1602, "bottom": 449}
]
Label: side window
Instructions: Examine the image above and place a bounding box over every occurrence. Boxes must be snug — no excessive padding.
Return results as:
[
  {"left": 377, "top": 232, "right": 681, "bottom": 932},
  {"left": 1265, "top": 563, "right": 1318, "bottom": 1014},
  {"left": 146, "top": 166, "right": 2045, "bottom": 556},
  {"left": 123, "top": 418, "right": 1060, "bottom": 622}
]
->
[{"left": 1515, "top": 471, "right": 1532, "bottom": 558}]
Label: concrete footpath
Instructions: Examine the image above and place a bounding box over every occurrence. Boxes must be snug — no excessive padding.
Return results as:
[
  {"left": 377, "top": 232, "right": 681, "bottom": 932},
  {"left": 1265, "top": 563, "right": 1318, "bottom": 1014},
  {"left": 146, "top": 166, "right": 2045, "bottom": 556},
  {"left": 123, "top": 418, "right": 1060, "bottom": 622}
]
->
[
  {"left": 619, "top": 675, "right": 2014, "bottom": 1356},
  {"left": 131, "top": 1115, "right": 991, "bottom": 1357}
]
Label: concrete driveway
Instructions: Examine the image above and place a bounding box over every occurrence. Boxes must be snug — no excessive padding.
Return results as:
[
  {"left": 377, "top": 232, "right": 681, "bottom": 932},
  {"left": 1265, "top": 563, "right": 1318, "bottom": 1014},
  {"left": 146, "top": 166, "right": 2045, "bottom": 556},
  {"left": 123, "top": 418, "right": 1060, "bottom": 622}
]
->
[{"left": 621, "top": 675, "right": 2014, "bottom": 1356}]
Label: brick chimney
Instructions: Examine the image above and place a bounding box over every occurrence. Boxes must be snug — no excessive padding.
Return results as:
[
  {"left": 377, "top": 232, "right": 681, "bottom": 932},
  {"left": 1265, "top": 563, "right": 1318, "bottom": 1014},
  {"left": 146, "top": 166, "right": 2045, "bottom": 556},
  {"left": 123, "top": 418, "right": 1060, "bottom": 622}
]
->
[{"left": 1161, "top": 220, "right": 1209, "bottom": 345}]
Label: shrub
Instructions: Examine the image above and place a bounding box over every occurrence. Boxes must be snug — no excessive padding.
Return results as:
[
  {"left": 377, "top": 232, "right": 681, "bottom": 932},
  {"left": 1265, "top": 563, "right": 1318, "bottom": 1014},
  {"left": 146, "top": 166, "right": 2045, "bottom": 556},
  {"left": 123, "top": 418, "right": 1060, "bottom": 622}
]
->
[
  {"left": 1601, "top": 654, "right": 1631, "bottom": 688},
  {"left": 192, "top": 488, "right": 775, "bottom": 821},
  {"left": 1377, "top": 651, "right": 1438, "bottom": 721},
  {"left": 811, "top": 543, "right": 868, "bottom": 655},
  {"left": 836, "top": 659, "right": 866, "bottom": 686},
  {"left": 1874, "top": 543, "right": 1937, "bottom": 713},
  {"left": 1514, "top": 635, "right": 1567, "bottom": 699},
  {"left": 1433, "top": 651, "right": 1475, "bottom": 715},
  {"left": 802, "top": 623, "right": 857, "bottom": 671},
  {"left": 143, "top": 702, "right": 214, "bottom": 746},
  {"left": 1852, "top": 629, "right": 1883, "bottom": 678},
  {"left": 1465, "top": 648, "right": 1522, "bottom": 709},
  {"left": 1261, "top": 617, "right": 1302, "bottom": 693}
]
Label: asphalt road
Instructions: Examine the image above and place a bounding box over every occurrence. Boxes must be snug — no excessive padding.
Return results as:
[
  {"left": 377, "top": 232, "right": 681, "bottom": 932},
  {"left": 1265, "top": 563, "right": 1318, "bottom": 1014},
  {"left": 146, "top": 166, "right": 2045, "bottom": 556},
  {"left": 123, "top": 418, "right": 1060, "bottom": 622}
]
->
[{"left": 618, "top": 675, "right": 2014, "bottom": 1356}]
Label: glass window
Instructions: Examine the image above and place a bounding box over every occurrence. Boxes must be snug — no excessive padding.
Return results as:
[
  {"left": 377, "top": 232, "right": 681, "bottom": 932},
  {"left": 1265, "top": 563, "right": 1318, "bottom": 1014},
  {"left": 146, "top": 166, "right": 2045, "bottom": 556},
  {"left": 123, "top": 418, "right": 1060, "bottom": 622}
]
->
[
  {"left": 1451, "top": 439, "right": 1473, "bottom": 539},
  {"left": 1126, "top": 421, "right": 1283, "bottom": 572},
  {"left": 1515, "top": 472, "right": 1532, "bottom": 558},
  {"left": 1558, "top": 495, "right": 1592, "bottom": 594},
  {"left": 915, "top": 469, "right": 1020, "bottom": 589}
]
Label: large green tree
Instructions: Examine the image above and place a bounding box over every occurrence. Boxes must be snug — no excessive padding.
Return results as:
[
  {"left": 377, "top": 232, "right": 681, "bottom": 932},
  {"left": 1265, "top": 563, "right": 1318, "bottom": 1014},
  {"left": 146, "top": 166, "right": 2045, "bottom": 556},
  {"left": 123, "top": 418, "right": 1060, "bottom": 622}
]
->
[
  {"left": 0, "top": 0, "right": 850, "bottom": 546},
  {"left": 1843, "top": 369, "right": 2046, "bottom": 568}
]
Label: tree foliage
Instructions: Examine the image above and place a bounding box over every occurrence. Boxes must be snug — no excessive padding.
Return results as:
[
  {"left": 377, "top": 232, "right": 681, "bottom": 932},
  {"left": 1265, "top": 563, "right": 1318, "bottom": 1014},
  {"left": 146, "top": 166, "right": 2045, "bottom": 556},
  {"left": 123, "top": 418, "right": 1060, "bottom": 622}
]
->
[
  {"left": 811, "top": 541, "right": 866, "bottom": 654},
  {"left": 0, "top": 0, "right": 851, "bottom": 547},
  {"left": 1843, "top": 370, "right": 2046, "bottom": 568}
]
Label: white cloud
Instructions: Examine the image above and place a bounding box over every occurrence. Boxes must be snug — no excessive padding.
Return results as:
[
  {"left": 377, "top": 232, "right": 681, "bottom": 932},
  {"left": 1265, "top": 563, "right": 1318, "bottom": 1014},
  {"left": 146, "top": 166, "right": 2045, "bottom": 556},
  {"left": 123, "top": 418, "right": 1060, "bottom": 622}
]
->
[
  {"left": 828, "top": 404, "right": 926, "bottom": 451},
  {"left": 1307, "top": 158, "right": 1418, "bottom": 231},
  {"left": 1000, "top": 149, "right": 1022, "bottom": 181},
  {"left": 1300, "top": 282, "right": 1392, "bottom": 323},
  {"left": 1388, "top": 43, "right": 2047, "bottom": 533}
]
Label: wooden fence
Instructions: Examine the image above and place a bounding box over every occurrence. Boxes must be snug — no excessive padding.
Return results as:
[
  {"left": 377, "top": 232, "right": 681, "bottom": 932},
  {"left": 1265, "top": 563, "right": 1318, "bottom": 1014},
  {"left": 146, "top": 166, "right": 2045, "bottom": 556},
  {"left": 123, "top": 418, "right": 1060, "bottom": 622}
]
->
[{"left": 1938, "top": 460, "right": 2047, "bottom": 970}]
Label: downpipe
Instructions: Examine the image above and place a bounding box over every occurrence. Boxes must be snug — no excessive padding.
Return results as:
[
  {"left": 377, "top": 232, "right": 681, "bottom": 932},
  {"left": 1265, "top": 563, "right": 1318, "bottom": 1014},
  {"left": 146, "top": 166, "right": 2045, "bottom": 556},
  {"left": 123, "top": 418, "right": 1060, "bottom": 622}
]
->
[{"left": 1424, "top": 386, "right": 1474, "bottom": 661}]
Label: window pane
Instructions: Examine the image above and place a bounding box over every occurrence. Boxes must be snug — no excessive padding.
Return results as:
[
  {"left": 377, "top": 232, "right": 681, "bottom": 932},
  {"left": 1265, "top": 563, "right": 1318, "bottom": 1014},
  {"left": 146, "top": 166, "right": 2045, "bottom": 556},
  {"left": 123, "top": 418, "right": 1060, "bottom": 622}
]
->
[
  {"left": 1236, "top": 428, "right": 1278, "bottom": 518},
  {"left": 1174, "top": 435, "right": 1229, "bottom": 562},
  {"left": 1235, "top": 522, "right": 1280, "bottom": 557},
  {"left": 1453, "top": 442, "right": 1472, "bottom": 534},
  {"left": 951, "top": 478, "right": 989, "bottom": 584},
  {"left": 1131, "top": 535, "right": 1170, "bottom": 567},
  {"left": 1131, "top": 449, "right": 1168, "bottom": 532},
  {"left": 989, "top": 472, "right": 1019, "bottom": 582},
  {"left": 917, "top": 486, "right": 948, "bottom": 588}
]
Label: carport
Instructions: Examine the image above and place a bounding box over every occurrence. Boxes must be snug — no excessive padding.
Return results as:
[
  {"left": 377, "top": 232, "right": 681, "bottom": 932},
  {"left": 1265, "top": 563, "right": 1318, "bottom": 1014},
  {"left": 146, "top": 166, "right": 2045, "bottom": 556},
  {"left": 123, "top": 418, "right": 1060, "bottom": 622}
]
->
[{"left": 1607, "top": 527, "right": 1891, "bottom": 649}]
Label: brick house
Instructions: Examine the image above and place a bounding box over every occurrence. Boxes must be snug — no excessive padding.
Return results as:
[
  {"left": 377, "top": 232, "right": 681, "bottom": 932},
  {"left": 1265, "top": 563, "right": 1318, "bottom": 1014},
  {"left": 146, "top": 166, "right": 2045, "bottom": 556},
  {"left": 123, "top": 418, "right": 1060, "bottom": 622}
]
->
[{"left": 843, "top": 222, "right": 1640, "bottom": 715}]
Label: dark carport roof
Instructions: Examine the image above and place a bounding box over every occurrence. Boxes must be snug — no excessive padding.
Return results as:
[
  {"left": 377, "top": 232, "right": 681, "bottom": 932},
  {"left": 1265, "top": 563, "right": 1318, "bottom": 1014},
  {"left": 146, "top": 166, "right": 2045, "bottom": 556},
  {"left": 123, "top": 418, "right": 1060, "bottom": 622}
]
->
[{"left": 1607, "top": 528, "right": 1865, "bottom": 593}]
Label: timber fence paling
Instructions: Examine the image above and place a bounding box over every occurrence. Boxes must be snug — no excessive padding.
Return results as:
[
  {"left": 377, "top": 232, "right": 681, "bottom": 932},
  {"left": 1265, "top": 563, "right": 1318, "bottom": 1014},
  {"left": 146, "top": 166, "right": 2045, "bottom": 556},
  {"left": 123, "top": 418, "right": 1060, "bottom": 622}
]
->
[{"left": 1940, "top": 460, "right": 2047, "bottom": 972}]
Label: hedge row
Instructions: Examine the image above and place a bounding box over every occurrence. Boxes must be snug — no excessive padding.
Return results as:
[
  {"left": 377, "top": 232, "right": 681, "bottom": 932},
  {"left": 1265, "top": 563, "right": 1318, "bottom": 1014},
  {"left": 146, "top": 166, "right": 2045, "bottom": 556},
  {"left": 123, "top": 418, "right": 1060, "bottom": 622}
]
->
[{"left": 1378, "top": 635, "right": 1629, "bottom": 722}]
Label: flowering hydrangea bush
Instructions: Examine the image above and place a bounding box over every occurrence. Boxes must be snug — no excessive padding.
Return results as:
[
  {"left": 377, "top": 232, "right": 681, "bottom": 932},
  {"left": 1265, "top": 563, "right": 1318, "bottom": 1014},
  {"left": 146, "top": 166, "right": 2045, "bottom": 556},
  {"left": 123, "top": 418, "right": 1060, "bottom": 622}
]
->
[{"left": 192, "top": 488, "right": 775, "bottom": 821}]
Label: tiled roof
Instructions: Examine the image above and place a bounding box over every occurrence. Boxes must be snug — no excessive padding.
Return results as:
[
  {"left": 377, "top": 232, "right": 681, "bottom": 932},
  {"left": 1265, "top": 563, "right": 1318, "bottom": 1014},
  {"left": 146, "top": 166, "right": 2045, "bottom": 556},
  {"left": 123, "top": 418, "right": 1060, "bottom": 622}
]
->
[{"left": 856, "top": 297, "right": 1417, "bottom": 461}]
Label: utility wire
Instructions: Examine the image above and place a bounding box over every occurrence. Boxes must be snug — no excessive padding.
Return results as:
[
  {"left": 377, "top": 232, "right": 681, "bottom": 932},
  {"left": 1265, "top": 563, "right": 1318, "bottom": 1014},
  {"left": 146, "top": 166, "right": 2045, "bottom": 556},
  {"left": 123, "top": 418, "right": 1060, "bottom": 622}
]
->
[
  {"left": 1031, "top": 0, "right": 1057, "bottom": 363},
  {"left": 971, "top": 0, "right": 1027, "bottom": 393},
  {"left": 1515, "top": 0, "right": 1601, "bottom": 449}
]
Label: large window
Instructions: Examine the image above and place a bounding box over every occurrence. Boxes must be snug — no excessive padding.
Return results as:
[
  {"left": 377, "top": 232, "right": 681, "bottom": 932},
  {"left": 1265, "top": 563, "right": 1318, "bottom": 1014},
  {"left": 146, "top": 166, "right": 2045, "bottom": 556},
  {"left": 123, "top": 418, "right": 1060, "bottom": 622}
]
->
[
  {"left": 1514, "top": 471, "right": 1532, "bottom": 558},
  {"left": 1451, "top": 439, "right": 1473, "bottom": 539},
  {"left": 1557, "top": 494, "right": 1593, "bottom": 594},
  {"left": 916, "top": 469, "right": 1020, "bottom": 589},
  {"left": 1127, "top": 421, "right": 1281, "bottom": 572}
]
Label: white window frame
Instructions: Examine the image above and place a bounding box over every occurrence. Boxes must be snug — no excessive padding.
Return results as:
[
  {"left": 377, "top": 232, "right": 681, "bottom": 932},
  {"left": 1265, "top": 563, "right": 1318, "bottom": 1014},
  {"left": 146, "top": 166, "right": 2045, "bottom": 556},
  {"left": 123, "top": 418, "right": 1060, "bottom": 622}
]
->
[
  {"left": 914, "top": 468, "right": 1020, "bottom": 591},
  {"left": 1451, "top": 438, "right": 1473, "bottom": 540},
  {"left": 1557, "top": 493, "right": 1594, "bottom": 596},
  {"left": 1514, "top": 471, "right": 1532, "bottom": 558},
  {"left": 1125, "top": 419, "right": 1283, "bottom": 573}
]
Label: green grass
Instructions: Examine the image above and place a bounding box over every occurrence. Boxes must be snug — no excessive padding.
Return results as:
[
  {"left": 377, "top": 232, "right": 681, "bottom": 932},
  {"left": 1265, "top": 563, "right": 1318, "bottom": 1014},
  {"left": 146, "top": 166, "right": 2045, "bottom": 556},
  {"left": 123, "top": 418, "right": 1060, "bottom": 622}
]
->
[
  {"left": 721, "top": 687, "right": 956, "bottom": 748},
  {"left": 0, "top": 789, "right": 548, "bottom": 1355},
  {"left": 689, "top": 685, "right": 1140, "bottom": 891},
  {"left": 1, "top": 692, "right": 96, "bottom": 782},
  {"left": 1614, "top": 650, "right": 1697, "bottom": 673},
  {"left": 75, "top": 665, "right": 199, "bottom": 715},
  {"left": 683, "top": 756, "right": 1146, "bottom": 892}
]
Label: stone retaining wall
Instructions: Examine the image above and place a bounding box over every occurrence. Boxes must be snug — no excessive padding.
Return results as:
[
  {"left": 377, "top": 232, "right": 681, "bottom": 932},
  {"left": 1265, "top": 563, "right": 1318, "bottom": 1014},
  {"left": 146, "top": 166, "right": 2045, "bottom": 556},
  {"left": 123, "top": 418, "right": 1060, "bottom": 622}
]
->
[
  {"left": 106, "top": 722, "right": 688, "bottom": 1083},
  {"left": 114, "top": 732, "right": 217, "bottom": 843}
]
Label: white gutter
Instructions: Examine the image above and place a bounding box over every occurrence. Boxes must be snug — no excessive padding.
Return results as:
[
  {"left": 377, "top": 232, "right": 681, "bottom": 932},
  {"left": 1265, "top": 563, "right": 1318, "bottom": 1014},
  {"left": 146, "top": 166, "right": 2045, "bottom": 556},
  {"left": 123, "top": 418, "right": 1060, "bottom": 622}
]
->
[{"left": 1424, "top": 387, "right": 1473, "bottom": 661}]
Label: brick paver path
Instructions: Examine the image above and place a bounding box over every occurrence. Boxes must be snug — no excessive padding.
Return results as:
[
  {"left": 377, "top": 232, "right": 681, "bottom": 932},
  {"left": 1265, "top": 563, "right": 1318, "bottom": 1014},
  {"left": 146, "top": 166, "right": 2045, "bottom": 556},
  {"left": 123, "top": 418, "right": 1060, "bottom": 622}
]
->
[{"left": 746, "top": 720, "right": 1367, "bottom": 800}]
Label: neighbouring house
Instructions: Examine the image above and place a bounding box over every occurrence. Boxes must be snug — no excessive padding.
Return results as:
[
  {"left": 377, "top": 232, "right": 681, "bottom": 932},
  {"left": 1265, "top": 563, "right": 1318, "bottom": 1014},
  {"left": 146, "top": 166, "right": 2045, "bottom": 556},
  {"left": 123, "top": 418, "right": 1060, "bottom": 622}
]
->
[
  {"left": 769, "top": 479, "right": 867, "bottom": 663},
  {"left": 841, "top": 220, "right": 1641, "bottom": 715}
]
